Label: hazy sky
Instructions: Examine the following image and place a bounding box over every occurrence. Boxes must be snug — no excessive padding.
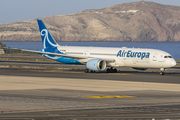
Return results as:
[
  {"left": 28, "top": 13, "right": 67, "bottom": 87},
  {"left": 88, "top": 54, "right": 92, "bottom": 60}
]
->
[{"left": 0, "top": 0, "right": 180, "bottom": 24}]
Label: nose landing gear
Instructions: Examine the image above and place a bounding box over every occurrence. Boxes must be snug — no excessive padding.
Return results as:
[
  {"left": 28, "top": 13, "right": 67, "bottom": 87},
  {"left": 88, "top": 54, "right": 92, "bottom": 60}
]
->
[
  {"left": 160, "top": 68, "right": 165, "bottom": 75},
  {"left": 107, "top": 67, "right": 117, "bottom": 73}
]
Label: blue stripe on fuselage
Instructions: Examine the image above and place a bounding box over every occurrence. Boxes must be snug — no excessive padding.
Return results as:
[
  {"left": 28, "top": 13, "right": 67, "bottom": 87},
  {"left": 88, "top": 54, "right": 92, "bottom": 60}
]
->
[
  {"left": 38, "top": 48, "right": 82, "bottom": 65},
  {"left": 54, "top": 57, "right": 82, "bottom": 64}
]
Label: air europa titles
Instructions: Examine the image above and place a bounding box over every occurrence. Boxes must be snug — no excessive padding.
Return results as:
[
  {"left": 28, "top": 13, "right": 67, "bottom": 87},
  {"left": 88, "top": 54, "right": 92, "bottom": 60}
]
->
[{"left": 117, "top": 50, "right": 150, "bottom": 60}]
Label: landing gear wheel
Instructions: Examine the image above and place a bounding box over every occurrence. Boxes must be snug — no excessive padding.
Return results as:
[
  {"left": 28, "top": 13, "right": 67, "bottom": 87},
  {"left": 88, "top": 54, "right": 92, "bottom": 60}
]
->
[
  {"left": 160, "top": 68, "right": 165, "bottom": 75},
  {"left": 160, "top": 72, "right": 165, "bottom": 75},
  {"left": 114, "top": 68, "right": 117, "bottom": 73},
  {"left": 107, "top": 68, "right": 117, "bottom": 73},
  {"left": 85, "top": 69, "right": 89, "bottom": 73},
  {"left": 107, "top": 68, "right": 110, "bottom": 73},
  {"left": 90, "top": 70, "right": 95, "bottom": 73},
  {"left": 85, "top": 69, "right": 95, "bottom": 73}
]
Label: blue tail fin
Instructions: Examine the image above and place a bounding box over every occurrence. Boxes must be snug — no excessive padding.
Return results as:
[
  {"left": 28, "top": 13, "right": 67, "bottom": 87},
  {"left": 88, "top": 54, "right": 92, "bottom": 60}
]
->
[{"left": 37, "top": 19, "right": 58, "bottom": 48}]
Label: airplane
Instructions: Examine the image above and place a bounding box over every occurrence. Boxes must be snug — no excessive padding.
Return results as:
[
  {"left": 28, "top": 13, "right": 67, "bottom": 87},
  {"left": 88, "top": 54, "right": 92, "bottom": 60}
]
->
[{"left": 20, "top": 19, "right": 177, "bottom": 75}]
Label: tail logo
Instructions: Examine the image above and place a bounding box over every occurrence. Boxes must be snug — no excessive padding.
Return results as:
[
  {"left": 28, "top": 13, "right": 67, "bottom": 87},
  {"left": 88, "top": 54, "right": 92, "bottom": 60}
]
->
[{"left": 41, "top": 29, "right": 58, "bottom": 48}]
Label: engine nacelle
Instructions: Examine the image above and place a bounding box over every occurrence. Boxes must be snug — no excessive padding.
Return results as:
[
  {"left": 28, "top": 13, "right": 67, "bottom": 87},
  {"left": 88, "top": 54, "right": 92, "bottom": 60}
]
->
[
  {"left": 86, "top": 59, "right": 106, "bottom": 71},
  {"left": 132, "top": 67, "right": 148, "bottom": 70}
]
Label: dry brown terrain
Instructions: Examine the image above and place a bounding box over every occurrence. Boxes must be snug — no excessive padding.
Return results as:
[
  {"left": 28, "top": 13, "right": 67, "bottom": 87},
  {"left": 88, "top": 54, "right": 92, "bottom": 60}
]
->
[{"left": 1, "top": 1, "right": 180, "bottom": 42}]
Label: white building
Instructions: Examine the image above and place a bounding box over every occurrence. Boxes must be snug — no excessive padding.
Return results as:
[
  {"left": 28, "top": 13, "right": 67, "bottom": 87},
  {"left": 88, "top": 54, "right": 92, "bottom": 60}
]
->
[
  {"left": 0, "top": 49, "right": 4, "bottom": 54},
  {"left": 115, "top": 10, "right": 139, "bottom": 14},
  {"left": 127, "top": 10, "right": 139, "bottom": 13}
]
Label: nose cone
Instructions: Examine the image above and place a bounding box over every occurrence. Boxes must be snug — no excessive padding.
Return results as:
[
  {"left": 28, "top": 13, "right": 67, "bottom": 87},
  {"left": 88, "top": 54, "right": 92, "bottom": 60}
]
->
[{"left": 171, "top": 59, "right": 177, "bottom": 67}]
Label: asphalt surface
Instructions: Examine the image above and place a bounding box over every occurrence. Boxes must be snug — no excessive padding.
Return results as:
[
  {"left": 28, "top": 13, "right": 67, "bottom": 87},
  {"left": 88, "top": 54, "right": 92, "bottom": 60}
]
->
[
  {"left": 0, "top": 67, "right": 180, "bottom": 84},
  {"left": 0, "top": 61, "right": 180, "bottom": 120}
]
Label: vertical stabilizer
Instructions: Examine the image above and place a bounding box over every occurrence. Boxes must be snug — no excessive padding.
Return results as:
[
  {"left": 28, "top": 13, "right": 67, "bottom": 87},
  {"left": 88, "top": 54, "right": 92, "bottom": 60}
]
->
[{"left": 37, "top": 19, "right": 58, "bottom": 48}]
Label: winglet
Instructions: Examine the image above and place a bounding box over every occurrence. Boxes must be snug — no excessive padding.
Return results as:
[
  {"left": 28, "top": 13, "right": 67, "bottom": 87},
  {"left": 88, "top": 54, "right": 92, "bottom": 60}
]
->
[{"left": 37, "top": 19, "right": 58, "bottom": 48}]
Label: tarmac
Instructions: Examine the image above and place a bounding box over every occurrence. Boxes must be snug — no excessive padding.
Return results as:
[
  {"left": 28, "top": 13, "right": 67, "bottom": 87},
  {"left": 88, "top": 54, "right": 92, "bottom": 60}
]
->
[{"left": 0, "top": 61, "right": 180, "bottom": 119}]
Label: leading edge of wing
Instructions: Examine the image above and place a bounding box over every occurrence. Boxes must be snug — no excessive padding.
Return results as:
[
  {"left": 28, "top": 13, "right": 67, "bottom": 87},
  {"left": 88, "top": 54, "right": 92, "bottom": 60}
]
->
[
  {"left": 20, "top": 49, "right": 88, "bottom": 59},
  {"left": 9, "top": 48, "right": 115, "bottom": 62}
]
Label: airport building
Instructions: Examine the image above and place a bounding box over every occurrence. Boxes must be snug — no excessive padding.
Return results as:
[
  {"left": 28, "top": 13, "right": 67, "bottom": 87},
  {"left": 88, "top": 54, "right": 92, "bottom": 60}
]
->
[{"left": 0, "top": 49, "right": 4, "bottom": 54}]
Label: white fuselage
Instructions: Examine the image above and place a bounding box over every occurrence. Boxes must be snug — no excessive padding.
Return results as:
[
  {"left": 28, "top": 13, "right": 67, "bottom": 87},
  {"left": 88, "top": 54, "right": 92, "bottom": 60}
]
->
[{"left": 57, "top": 46, "right": 176, "bottom": 69}]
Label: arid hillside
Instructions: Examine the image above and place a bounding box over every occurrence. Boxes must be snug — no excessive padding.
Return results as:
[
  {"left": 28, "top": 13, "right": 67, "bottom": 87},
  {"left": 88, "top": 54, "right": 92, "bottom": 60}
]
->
[{"left": 1, "top": 1, "right": 180, "bottom": 42}]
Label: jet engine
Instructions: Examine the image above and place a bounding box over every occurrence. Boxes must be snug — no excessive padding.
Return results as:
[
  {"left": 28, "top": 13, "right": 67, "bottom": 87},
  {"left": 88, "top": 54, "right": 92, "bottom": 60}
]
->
[{"left": 86, "top": 58, "right": 106, "bottom": 71}]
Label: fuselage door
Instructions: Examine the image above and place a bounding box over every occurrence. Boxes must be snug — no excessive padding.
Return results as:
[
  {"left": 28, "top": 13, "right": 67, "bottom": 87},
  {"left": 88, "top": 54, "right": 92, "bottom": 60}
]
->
[
  {"left": 84, "top": 50, "right": 89, "bottom": 56},
  {"left": 158, "top": 54, "right": 165, "bottom": 67},
  {"left": 152, "top": 53, "right": 158, "bottom": 61},
  {"left": 159, "top": 55, "right": 165, "bottom": 62}
]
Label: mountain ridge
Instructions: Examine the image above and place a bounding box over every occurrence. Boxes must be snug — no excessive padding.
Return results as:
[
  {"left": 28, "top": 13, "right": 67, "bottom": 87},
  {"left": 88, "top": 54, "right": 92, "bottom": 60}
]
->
[{"left": 1, "top": 1, "right": 180, "bottom": 42}]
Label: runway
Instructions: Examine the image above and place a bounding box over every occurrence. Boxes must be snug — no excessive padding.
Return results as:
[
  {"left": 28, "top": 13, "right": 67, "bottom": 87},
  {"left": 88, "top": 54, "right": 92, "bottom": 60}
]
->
[
  {"left": 0, "top": 62, "right": 180, "bottom": 119},
  {"left": 0, "top": 67, "right": 179, "bottom": 84}
]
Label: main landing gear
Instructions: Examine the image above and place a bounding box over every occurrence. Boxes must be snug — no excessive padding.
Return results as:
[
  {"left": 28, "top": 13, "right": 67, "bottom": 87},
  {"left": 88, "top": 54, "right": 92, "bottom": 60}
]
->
[
  {"left": 160, "top": 68, "right": 165, "bottom": 75},
  {"left": 85, "top": 69, "right": 95, "bottom": 73},
  {"left": 84, "top": 68, "right": 117, "bottom": 73},
  {"left": 107, "top": 67, "right": 117, "bottom": 73}
]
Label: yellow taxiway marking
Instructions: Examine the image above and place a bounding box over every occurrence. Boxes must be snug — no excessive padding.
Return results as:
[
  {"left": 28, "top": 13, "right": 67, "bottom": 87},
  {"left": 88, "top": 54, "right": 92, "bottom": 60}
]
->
[{"left": 82, "top": 95, "right": 135, "bottom": 99}]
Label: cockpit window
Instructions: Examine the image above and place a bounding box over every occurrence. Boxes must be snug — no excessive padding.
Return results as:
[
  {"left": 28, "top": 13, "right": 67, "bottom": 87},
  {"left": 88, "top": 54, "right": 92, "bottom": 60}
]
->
[{"left": 164, "top": 56, "right": 172, "bottom": 58}]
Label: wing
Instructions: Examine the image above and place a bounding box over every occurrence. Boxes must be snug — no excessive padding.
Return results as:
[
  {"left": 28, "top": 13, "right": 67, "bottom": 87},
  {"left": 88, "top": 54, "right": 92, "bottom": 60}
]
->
[
  {"left": 10, "top": 48, "right": 115, "bottom": 62},
  {"left": 20, "top": 49, "right": 88, "bottom": 59}
]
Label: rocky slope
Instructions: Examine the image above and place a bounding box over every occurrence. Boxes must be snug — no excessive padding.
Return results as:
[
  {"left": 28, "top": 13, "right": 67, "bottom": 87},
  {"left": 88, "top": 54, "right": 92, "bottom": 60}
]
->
[{"left": 1, "top": 1, "right": 180, "bottom": 42}]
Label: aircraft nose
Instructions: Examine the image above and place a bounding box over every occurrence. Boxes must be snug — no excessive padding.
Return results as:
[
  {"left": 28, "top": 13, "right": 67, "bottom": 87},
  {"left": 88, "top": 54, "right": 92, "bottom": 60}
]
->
[{"left": 171, "top": 59, "right": 176, "bottom": 67}]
